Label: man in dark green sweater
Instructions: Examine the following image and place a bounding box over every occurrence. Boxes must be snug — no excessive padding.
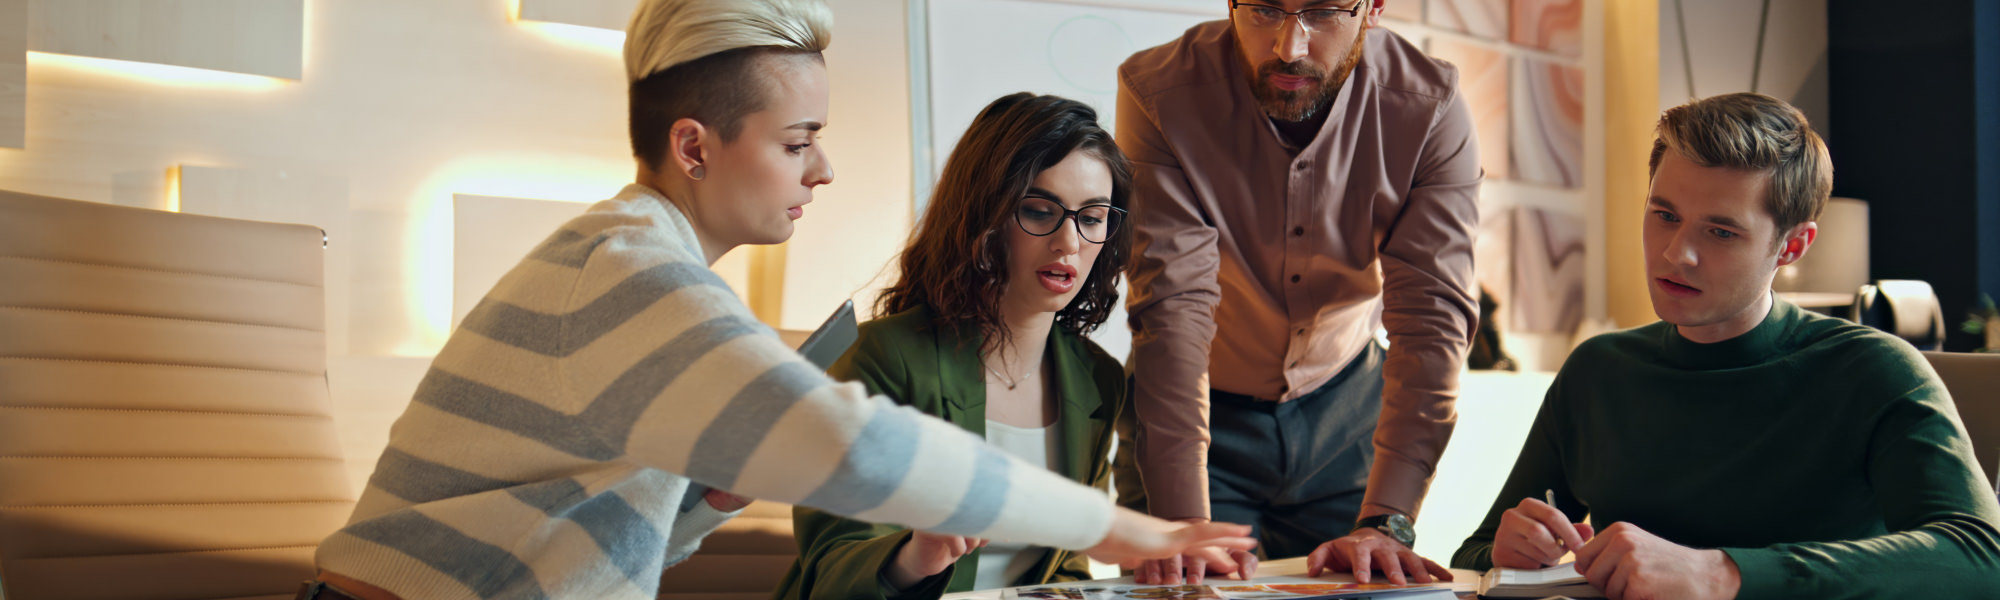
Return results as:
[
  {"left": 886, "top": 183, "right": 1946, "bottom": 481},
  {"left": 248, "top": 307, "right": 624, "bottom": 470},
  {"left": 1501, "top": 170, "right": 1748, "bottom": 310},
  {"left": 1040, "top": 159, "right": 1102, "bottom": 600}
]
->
[{"left": 1450, "top": 92, "right": 2000, "bottom": 599}]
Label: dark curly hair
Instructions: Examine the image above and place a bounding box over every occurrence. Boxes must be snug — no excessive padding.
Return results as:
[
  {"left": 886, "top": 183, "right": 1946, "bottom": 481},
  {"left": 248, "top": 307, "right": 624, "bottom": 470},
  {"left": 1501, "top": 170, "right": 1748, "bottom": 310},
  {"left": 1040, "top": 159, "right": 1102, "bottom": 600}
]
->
[{"left": 875, "top": 92, "right": 1133, "bottom": 354}]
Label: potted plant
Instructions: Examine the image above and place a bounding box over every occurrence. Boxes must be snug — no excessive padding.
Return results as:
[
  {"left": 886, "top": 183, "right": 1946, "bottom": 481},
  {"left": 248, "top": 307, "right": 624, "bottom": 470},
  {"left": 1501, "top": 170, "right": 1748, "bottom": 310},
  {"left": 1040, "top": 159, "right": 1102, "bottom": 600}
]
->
[{"left": 1963, "top": 294, "right": 1999, "bottom": 353}]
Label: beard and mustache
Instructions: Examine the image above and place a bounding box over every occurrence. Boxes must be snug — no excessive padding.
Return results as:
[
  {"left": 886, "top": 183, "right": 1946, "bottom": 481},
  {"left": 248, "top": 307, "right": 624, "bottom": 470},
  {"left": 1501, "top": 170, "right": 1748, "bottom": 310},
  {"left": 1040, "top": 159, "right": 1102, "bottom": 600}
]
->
[{"left": 1246, "top": 30, "right": 1368, "bottom": 123}]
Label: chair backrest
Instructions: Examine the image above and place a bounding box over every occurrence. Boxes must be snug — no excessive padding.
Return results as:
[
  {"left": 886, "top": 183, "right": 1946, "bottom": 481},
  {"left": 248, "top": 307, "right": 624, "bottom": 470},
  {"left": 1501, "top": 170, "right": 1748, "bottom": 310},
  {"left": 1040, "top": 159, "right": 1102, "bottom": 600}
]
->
[
  {"left": 1924, "top": 351, "right": 2000, "bottom": 491},
  {"left": 0, "top": 190, "right": 354, "bottom": 600},
  {"left": 657, "top": 501, "right": 799, "bottom": 600},
  {"left": 1854, "top": 280, "right": 1948, "bottom": 351}
]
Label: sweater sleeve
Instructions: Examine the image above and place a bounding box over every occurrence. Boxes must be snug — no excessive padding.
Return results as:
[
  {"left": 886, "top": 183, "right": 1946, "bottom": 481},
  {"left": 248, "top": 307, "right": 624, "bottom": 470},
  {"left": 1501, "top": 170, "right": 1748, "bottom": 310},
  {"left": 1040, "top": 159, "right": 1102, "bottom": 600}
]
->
[
  {"left": 1723, "top": 382, "right": 2000, "bottom": 599},
  {"left": 775, "top": 323, "right": 952, "bottom": 600},
  {"left": 780, "top": 506, "right": 955, "bottom": 600},
  {"left": 662, "top": 492, "right": 743, "bottom": 568},
  {"left": 561, "top": 236, "right": 1113, "bottom": 550},
  {"left": 1451, "top": 376, "right": 1581, "bottom": 570}
]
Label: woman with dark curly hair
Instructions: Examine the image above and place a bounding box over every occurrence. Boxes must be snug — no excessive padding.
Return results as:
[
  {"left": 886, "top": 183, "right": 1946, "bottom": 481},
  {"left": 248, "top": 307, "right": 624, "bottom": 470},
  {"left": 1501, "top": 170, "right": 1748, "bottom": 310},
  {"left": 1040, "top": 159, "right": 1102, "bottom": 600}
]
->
[{"left": 772, "top": 92, "right": 1157, "bottom": 599}]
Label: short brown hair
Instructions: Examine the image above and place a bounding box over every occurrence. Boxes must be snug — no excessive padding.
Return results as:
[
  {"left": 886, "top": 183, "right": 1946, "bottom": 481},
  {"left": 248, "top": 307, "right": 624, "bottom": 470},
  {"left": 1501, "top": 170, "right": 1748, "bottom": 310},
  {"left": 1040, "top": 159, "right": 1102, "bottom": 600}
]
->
[
  {"left": 1648, "top": 92, "right": 1834, "bottom": 237},
  {"left": 875, "top": 93, "right": 1133, "bottom": 353}
]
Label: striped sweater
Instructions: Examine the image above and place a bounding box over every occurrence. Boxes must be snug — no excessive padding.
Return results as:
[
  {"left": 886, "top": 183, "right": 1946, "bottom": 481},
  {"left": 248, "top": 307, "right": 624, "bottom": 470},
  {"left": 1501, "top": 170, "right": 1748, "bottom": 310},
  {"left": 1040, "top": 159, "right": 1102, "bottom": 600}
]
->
[{"left": 316, "top": 184, "right": 1115, "bottom": 598}]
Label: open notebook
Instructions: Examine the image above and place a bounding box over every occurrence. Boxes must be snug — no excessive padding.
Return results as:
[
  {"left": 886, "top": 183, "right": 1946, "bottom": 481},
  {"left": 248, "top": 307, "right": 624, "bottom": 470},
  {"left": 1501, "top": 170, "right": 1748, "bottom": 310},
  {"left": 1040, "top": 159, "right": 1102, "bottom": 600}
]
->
[{"left": 1477, "top": 563, "right": 1604, "bottom": 598}]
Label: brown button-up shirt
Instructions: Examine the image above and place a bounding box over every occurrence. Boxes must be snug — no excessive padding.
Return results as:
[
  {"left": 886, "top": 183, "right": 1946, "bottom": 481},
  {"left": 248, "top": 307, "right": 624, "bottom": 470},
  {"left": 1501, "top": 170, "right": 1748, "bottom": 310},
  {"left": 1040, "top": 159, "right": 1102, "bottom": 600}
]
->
[{"left": 1118, "top": 23, "right": 1480, "bottom": 521}]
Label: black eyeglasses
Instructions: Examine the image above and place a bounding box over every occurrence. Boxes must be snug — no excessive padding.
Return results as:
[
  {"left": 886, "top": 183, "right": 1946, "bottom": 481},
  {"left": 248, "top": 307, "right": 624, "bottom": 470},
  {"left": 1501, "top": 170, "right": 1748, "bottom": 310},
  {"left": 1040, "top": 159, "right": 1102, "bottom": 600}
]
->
[
  {"left": 1230, "top": 1, "right": 1367, "bottom": 33},
  {"left": 1014, "top": 197, "right": 1125, "bottom": 244}
]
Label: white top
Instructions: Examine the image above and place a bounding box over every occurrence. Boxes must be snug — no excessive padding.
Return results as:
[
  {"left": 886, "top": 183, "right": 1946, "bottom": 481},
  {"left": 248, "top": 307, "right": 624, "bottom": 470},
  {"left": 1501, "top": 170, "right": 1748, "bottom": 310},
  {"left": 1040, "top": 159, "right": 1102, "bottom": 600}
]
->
[{"left": 974, "top": 417, "right": 1066, "bottom": 590}]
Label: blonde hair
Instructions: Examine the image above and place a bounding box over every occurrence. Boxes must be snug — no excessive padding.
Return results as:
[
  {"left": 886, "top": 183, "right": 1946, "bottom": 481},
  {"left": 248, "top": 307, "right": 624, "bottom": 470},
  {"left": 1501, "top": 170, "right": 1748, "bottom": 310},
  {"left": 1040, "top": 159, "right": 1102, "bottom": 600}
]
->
[
  {"left": 1648, "top": 93, "right": 1834, "bottom": 238},
  {"left": 623, "top": 0, "right": 833, "bottom": 83}
]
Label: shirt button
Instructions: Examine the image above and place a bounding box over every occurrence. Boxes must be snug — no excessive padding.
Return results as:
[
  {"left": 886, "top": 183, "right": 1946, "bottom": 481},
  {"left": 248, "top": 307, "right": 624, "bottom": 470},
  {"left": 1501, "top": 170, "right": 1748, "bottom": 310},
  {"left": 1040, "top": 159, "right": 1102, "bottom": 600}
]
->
[
  {"left": 1291, "top": 274, "right": 1301, "bottom": 283},
  {"left": 1290, "top": 360, "right": 1300, "bottom": 368},
  {"left": 1294, "top": 162, "right": 1307, "bottom": 171},
  {"left": 1297, "top": 328, "right": 1306, "bottom": 336},
  {"left": 1292, "top": 226, "right": 1305, "bottom": 236}
]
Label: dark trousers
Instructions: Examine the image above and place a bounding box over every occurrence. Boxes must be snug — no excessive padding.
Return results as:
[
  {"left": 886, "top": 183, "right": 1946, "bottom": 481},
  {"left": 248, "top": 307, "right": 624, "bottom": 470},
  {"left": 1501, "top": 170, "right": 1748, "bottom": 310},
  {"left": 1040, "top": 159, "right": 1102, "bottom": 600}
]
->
[{"left": 1115, "top": 342, "right": 1385, "bottom": 560}]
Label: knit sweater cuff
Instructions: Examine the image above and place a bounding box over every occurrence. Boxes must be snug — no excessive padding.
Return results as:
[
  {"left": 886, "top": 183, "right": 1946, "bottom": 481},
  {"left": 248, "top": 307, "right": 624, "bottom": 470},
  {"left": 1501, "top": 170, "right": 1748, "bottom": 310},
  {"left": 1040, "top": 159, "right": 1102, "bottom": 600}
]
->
[
  {"left": 1720, "top": 547, "right": 1792, "bottom": 600},
  {"left": 664, "top": 496, "right": 743, "bottom": 566}
]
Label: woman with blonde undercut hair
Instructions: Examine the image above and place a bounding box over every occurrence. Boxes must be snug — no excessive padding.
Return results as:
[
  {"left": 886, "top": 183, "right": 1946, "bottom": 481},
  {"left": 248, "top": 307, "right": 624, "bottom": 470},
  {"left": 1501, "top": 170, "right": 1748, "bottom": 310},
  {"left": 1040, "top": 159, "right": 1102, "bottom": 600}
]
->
[{"left": 301, "top": 2, "right": 1254, "bottom": 599}]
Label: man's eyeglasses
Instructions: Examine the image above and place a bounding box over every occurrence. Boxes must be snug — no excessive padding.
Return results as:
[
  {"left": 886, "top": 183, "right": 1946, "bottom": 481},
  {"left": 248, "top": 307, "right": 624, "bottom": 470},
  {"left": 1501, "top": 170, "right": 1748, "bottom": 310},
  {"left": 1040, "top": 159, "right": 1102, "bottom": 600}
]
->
[
  {"left": 1230, "top": 1, "right": 1367, "bottom": 33},
  {"left": 1015, "top": 197, "right": 1125, "bottom": 244}
]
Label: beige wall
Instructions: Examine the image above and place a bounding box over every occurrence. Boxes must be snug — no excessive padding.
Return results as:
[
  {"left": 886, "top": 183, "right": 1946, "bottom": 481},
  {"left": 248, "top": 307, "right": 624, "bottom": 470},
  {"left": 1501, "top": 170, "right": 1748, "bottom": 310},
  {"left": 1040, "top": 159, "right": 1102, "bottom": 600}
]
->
[
  {"left": 0, "top": 0, "right": 635, "bottom": 356},
  {"left": 0, "top": 0, "right": 916, "bottom": 488},
  {"left": 0, "top": 0, "right": 913, "bottom": 345},
  {"left": 1604, "top": 0, "right": 1660, "bottom": 327},
  {"left": 781, "top": 0, "right": 912, "bottom": 329}
]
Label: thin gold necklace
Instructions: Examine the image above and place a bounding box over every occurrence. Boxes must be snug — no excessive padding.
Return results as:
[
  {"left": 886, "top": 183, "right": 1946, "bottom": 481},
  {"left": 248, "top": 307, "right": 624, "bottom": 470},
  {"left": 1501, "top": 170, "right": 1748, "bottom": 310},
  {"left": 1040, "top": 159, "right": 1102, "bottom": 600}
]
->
[{"left": 983, "top": 360, "right": 1035, "bottom": 391}]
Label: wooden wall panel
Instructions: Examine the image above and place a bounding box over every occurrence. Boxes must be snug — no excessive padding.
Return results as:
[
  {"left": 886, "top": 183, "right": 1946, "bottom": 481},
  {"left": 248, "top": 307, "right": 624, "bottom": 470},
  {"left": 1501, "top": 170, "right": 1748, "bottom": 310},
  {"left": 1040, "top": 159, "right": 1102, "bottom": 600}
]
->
[
  {"left": 519, "top": 0, "right": 638, "bottom": 31},
  {"left": 27, "top": 0, "right": 303, "bottom": 80},
  {"left": 1, "top": 0, "right": 25, "bottom": 148}
]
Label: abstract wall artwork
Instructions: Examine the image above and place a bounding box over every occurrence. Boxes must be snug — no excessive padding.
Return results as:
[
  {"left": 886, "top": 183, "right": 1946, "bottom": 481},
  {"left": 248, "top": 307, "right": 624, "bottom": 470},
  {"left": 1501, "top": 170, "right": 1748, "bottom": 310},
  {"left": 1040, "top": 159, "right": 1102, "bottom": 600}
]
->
[
  {"left": 1382, "top": 0, "right": 1424, "bottom": 23},
  {"left": 1476, "top": 205, "right": 1586, "bottom": 335},
  {"left": 1426, "top": 0, "right": 1507, "bottom": 41},
  {"left": 1426, "top": 38, "right": 1510, "bottom": 180},
  {"left": 1508, "top": 0, "right": 1582, "bottom": 57},
  {"left": 1510, "top": 56, "right": 1584, "bottom": 188}
]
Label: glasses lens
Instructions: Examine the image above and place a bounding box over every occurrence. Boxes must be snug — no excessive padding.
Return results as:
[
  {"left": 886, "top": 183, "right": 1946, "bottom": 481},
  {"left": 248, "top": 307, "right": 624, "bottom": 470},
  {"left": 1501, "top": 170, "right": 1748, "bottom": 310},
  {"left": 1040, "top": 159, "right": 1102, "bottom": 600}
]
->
[
  {"left": 1075, "top": 206, "right": 1117, "bottom": 243},
  {"left": 1301, "top": 9, "right": 1343, "bottom": 30},
  {"left": 1237, "top": 5, "right": 1284, "bottom": 28},
  {"left": 1016, "top": 198, "right": 1065, "bottom": 236}
]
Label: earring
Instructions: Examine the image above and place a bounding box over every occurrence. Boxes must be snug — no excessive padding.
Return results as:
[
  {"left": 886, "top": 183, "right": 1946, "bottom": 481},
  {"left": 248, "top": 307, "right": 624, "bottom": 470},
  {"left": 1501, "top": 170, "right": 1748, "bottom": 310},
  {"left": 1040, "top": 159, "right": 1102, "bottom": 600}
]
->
[{"left": 689, "top": 165, "right": 705, "bottom": 181}]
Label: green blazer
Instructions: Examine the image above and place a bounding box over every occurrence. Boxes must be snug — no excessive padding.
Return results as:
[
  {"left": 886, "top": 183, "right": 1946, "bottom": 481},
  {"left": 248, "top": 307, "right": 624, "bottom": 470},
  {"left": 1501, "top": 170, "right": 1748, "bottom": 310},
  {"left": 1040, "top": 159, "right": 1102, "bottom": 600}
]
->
[{"left": 770, "top": 305, "right": 1128, "bottom": 600}]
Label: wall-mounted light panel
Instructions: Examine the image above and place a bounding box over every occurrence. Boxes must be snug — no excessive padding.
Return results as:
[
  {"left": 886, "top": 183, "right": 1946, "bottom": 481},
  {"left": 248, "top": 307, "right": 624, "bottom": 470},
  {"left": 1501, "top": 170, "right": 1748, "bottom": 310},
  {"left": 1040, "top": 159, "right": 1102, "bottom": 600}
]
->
[
  {"left": 518, "top": 0, "right": 636, "bottom": 31},
  {"left": 27, "top": 0, "right": 304, "bottom": 80},
  {"left": 2, "top": 0, "right": 26, "bottom": 149}
]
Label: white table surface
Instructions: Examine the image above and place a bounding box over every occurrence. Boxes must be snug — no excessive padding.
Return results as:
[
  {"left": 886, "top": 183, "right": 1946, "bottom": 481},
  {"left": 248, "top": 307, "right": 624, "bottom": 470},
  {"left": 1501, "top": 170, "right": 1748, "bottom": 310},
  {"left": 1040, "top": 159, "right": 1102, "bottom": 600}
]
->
[{"left": 940, "top": 556, "right": 1483, "bottom": 599}]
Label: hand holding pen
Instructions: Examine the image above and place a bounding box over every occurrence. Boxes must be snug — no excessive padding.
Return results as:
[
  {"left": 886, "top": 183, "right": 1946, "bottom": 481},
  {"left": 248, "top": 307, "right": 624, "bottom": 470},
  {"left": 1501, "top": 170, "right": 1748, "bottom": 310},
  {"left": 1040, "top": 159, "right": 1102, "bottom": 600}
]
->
[{"left": 1489, "top": 488, "right": 1595, "bottom": 569}]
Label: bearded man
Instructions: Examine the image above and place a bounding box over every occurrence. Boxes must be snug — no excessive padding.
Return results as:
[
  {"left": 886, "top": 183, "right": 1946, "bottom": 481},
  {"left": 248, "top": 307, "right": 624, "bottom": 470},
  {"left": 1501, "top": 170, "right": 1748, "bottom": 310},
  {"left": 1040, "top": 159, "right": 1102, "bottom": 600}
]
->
[{"left": 1114, "top": 0, "right": 1482, "bottom": 587}]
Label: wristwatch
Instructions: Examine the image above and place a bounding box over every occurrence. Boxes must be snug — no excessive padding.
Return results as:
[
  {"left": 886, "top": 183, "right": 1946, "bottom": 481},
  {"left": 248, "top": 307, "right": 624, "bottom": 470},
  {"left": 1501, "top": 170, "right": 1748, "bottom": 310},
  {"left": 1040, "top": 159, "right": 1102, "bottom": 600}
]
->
[{"left": 1351, "top": 513, "right": 1416, "bottom": 547}]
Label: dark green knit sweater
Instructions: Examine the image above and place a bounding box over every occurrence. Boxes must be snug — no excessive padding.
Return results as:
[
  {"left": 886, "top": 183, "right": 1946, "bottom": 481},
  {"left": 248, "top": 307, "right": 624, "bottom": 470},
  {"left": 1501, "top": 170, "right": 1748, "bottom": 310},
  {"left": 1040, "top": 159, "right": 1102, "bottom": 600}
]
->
[{"left": 1451, "top": 299, "right": 2000, "bottom": 598}]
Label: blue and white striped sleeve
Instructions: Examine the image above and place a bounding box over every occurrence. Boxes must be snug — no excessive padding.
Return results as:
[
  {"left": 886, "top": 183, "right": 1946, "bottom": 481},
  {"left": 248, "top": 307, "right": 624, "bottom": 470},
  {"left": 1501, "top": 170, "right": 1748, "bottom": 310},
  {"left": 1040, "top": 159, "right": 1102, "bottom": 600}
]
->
[{"left": 544, "top": 233, "right": 1114, "bottom": 550}]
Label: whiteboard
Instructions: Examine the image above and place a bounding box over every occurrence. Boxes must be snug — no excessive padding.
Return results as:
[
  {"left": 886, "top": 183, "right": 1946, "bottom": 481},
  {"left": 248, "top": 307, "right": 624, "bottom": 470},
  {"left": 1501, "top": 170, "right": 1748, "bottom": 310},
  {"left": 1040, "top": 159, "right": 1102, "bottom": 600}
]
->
[
  {"left": 922, "top": 0, "right": 1222, "bottom": 189},
  {"left": 918, "top": 0, "right": 1226, "bottom": 363}
]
